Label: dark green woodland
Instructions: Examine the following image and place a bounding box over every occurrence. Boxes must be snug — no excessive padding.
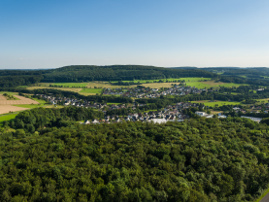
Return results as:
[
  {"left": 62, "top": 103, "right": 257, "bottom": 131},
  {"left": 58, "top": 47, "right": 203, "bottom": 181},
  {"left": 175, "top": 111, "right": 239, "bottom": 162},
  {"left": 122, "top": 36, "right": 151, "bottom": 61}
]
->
[{"left": 1, "top": 107, "right": 269, "bottom": 201}]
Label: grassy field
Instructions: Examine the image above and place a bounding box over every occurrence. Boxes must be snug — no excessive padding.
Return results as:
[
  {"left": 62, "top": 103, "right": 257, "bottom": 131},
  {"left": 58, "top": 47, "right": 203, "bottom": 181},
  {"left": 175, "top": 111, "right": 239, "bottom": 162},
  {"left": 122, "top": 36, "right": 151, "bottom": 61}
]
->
[
  {"left": 186, "top": 81, "right": 245, "bottom": 89},
  {"left": 0, "top": 91, "right": 19, "bottom": 95},
  {"left": 191, "top": 100, "right": 241, "bottom": 107},
  {"left": 111, "top": 77, "right": 211, "bottom": 83},
  {"left": 86, "top": 82, "right": 136, "bottom": 89},
  {"left": 0, "top": 92, "right": 55, "bottom": 126},
  {"left": 32, "top": 97, "right": 48, "bottom": 104},
  {"left": 27, "top": 78, "right": 248, "bottom": 96},
  {"left": 13, "top": 104, "right": 47, "bottom": 109},
  {"left": 79, "top": 88, "right": 103, "bottom": 94},
  {"left": 0, "top": 113, "right": 18, "bottom": 123},
  {"left": 256, "top": 98, "right": 269, "bottom": 103},
  {"left": 141, "top": 83, "right": 180, "bottom": 88},
  {"left": 107, "top": 102, "right": 121, "bottom": 105},
  {"left": 27, "top": 86, "right": 83, "bottom": 93}
]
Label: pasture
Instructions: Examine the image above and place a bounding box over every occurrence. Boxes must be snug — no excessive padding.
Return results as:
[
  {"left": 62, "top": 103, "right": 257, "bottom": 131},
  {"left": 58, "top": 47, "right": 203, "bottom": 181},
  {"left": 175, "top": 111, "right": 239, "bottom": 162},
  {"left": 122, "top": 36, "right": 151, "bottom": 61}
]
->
[
  {"left": 191, "top": 100, "right": 241, "bottom": 107},
  {"left": 27, "top": 78, "right": 248, "bottom": 96},
  {"left": 0, "top": 113, "right": 18, "bottom": 123},
  {"left": 186, "top": 80, "right": 244, "bottom": 89},
  {"left": 255, "top": 98, "right": 269, "bottom": 103},
  {"left": 79, "top": 88, "right": 103, "bottom": 95}
]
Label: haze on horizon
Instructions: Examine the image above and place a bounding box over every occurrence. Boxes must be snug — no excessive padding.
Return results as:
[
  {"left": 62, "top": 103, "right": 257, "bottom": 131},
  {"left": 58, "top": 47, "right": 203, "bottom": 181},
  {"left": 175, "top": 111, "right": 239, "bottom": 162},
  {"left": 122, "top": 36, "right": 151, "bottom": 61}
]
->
[{"left": 1, "top": 0, "right": 269, "bottom": 69}]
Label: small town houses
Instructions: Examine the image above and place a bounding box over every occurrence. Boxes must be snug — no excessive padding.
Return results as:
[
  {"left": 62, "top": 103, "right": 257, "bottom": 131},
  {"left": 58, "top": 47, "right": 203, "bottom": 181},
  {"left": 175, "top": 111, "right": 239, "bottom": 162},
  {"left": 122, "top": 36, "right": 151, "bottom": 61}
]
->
[
  {"left": 36, "top": 93, "right": 200, "bottom": 124},
  {"left": 103, "top": 85, "right": 205, "bottom": 98}
]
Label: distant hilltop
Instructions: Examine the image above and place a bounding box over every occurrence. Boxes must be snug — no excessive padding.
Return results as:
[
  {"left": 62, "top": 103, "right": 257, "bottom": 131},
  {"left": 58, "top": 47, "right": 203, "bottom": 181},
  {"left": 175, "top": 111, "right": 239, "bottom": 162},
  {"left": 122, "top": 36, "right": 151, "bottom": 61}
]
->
[
  {"left": 1, "top": 64, "right": 269, "bottom": 88},
  {"left": 41, "top": 65, "right": 215, "bottom": 82}
]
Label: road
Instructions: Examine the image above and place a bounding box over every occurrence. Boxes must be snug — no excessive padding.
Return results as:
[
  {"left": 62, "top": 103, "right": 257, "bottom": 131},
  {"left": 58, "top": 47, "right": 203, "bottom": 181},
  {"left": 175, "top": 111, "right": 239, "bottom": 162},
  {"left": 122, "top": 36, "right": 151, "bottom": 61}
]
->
[{"left": 260, "top": 193, "right": 269, "bottom": 202}]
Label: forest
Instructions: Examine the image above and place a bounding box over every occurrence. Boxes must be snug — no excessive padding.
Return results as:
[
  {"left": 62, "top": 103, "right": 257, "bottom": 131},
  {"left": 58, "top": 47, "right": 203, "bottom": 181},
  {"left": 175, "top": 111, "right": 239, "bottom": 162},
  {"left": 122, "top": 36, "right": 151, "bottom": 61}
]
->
[
  {"left": 0, "top": 108, "right": 269, "bottom": 201},
  {"left": 2, "top": 66, "right": 269, "bottom": 88},
  {"left": 0, "top": 65, "right": 215, "bottom": 87}
]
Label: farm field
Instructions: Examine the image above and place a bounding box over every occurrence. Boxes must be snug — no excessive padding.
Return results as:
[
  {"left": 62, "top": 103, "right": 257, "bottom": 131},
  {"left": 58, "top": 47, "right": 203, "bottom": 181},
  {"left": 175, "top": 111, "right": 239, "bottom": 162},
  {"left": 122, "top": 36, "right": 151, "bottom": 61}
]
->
[
  {"left": 0, "top": 95, "right": 39, "bottom": 105},
  {"left": 27, "top": 86, "right": 83, "bottom": 93},
  {"left": 0, "top": 92, "right": 51, "bottom": 115},
  {"left": 79, "top": 88, "right": 103, "bottom": 95},
  {"left": 186, "top": 81, "right": 244, "bottom": 89},
  {"left": 255, "top": 98, "right": 269, "bottom": 103},
  {"left": 41, "top": 82, "right": 88, "bottom": 88},
  {"left": 0, "top": 113, "right": 18, "bottom": 123},
  {"left": 114, "top": 77, "right": 211, "bottom": 83},
  {"left": 141, "top": 82, "right": 180, "bottom": 88},
  {"left": 191, "top": 100, "right": 241, "bottom": 107},
  {"left": 13, "top": 104, "right": 47, "bottom": 109},
  {"left": 0, "top": 105, "right": 28, "bottom": 115},
  {"left": 107, "top": 102, "right": 121, "bottom": 105},
  {"left": 26, "top": 78, "right": 248, "bottom": 96}
]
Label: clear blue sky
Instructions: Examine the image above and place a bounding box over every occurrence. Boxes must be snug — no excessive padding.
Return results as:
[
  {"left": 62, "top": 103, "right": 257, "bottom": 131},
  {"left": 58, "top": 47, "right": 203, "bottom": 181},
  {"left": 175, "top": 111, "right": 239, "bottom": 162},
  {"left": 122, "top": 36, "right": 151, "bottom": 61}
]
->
[{"left": 1, "top": 0, "right": 269, "bottom": 69}]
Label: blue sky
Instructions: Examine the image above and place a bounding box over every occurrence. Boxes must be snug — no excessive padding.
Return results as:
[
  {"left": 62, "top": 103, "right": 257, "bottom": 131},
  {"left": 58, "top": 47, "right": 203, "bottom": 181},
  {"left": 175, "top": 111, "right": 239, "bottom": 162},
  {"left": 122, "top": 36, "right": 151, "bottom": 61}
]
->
[{"left": 1, "top": 0, "right": 269, "bottom": 69}]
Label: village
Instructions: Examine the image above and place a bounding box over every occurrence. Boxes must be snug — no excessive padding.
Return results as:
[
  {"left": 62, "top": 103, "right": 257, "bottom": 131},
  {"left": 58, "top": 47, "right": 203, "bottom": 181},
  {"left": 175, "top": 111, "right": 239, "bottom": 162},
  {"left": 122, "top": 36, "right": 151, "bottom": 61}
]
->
[
  {"left": 35, "top": 84, "right": 268, "bottom": 124},
  {"left": 36, "top": 93, "right": 206, "bottom": 124},
  {"left": 102, "top": 84, "right": 206, "bottom": 98}
]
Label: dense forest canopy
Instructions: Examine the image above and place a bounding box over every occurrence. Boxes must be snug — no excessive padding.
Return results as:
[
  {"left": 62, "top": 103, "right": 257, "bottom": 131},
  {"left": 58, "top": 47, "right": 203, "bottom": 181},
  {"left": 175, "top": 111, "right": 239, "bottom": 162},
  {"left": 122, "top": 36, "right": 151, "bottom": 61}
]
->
[
  {"left": 0, "top": 65, "right": 215, "bottom": 84},
  {"left": 41, "top": 65, "right": 216, "bottom": 82},
  {"left": 1, "top": 109, "right": 269, "bottom": 201}
]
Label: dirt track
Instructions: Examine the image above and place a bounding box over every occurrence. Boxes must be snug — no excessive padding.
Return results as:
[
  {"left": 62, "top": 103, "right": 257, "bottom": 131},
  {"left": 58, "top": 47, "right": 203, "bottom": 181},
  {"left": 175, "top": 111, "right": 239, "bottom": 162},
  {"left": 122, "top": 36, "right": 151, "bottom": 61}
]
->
[{"left": 0, "top": 95, "right": 39, "bottom": 105}]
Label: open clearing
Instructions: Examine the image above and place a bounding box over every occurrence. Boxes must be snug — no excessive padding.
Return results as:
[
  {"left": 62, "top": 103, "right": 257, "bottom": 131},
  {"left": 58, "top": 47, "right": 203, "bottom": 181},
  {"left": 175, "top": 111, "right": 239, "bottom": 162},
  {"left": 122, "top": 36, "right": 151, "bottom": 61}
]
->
[
  {"left": 0, "top": 93, "right": 49, "bottom": 115},
  {"left": 191, "top": 100, "right": 241, "bottom": 107},
  {"left": 0, "top": 105, "right": 28, "bottom": 115},
  {"left": 79, "top": 88, "right": 103, "bottom": 94},
  {"left": 141, "top": 83, "right": 180, "bottom": 88},
  {"left": 256, "top": 98, "right": 269, "bottom": 103},
  {"left": 0, "top": 95, "right": 39, "bottom": 105},
  {"left": 186, "top": 81, "right": 244, "bottom": 89},
  {"left": 27, "top": 86, "right": 83, "bottom": 93},
  {"left": 27, "top": 78, "right": 248, "bottom": 95},
  {"left": 0, "top": 113, "right": 18, "bottom": 123},
  {"left": 41, "top": 82, "right": 88, "bottom": 88}
]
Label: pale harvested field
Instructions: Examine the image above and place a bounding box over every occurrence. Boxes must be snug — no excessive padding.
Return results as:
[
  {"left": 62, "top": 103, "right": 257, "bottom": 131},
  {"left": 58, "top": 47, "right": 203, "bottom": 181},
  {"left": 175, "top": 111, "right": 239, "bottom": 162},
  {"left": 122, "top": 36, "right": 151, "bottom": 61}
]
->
[
  {"left": 0, "top": 105, "right": 28, "bottom": 114},
  {"left": 27, "top": 86, "right": 83, "bottom": 93},
  {"left": 141, "top": 83, "right": 180, "bottom": 88},
  {"left": 86, "top": 82, "right": 136, "bottom": 89},
  {"left": 0, "top": 95, "right": 7, "bottom": 100},
  {"left": 0, "top": 95, "right": 39, "bottom": 105},
  {"left": 38, "top": 82, "right": 137, "bottom": 89}
]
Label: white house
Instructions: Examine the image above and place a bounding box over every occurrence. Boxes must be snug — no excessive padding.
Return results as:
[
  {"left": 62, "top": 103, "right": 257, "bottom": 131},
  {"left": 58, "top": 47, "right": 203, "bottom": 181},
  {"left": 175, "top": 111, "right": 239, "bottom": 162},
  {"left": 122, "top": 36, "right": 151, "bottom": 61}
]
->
[{"left": 195, "top": 111, "right": 207, "bottom": 117}]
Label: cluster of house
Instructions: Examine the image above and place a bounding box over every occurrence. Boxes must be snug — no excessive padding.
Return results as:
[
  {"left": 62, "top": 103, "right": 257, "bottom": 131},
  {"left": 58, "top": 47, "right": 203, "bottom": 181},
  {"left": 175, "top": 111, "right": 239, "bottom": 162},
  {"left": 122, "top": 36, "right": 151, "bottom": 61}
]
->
[
  {"left": 195, "top": 111, "right": 227, "bottom": 119},
  {"left": 36, "top": 94, "right": 135, "bottom": 110},
  {"left": 84, "top": 103, "right": 198, "bottom": 124},
  {"left": 103, "top": 85, "right": 205, "bottom": 98},
  {"left": 233, "top": 104, "right": 269, "bottom": 114},
  {"left": 35, "top": 94, "right": 203, "bottom": 124},
  {"left": 35, "top": 93, "right": 266, "bottom": 124}
]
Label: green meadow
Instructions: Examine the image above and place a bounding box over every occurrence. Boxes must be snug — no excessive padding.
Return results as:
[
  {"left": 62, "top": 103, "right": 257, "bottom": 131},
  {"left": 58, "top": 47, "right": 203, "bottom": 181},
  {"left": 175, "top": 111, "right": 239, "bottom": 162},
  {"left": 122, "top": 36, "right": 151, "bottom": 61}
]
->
[
  {"left": 191, "top": 100, "right": 241, "bottom": 107},
  {"left": 13, "top": 104, "right": 46, "bottom": 109},
  {"left": 79, "top": 88, "right": 103, "bottom": 94},
  {"left": 0, "top": 113, "right": 18, "bottom": 123},
  {"left": 113, "top": 77, "right": 211, "bottom": 84}
]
